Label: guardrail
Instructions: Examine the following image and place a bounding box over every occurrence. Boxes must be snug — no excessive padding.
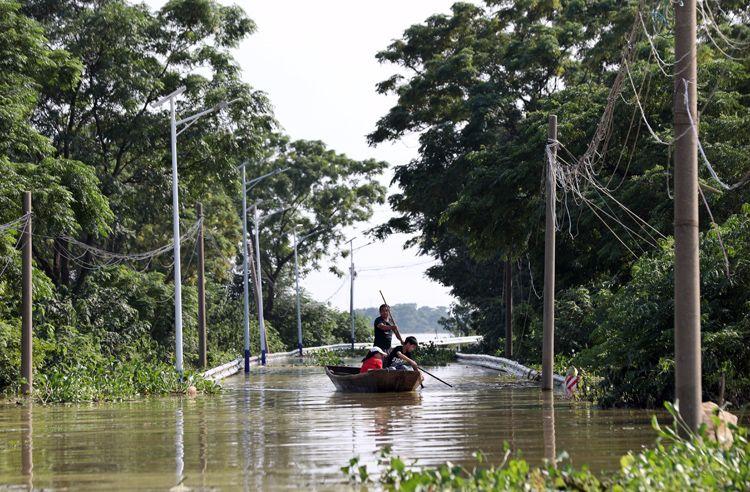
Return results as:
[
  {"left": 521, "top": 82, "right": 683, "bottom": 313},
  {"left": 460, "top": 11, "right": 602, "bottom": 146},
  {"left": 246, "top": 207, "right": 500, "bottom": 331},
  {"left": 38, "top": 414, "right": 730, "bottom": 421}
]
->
[
  {"left": 455, "top": 353, "right": 565, "bottom": 388},
  {"left": 203, "top": 336, "right": 483, "bottom": 382}
]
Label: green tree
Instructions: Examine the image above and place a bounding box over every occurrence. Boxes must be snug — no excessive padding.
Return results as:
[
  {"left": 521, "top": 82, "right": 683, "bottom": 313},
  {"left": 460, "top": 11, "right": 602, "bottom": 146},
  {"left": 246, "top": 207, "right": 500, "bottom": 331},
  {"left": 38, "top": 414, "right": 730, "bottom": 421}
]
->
[
  {"left": 371, "top": 0, "right": 750, "bottom": 350},
  {"left": 250, "top": 134, "right": 387, "bottom": 318},
  {"left": 22, "top": 0, "right": 274, "bottom": 287}
]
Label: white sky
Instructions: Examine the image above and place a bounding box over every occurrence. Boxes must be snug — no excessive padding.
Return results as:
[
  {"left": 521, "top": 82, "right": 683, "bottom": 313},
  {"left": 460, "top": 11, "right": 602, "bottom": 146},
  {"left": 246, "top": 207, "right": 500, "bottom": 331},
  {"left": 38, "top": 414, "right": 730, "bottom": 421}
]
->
[{"left": 146, "top": 0, "right": 461, "bottom": 310}]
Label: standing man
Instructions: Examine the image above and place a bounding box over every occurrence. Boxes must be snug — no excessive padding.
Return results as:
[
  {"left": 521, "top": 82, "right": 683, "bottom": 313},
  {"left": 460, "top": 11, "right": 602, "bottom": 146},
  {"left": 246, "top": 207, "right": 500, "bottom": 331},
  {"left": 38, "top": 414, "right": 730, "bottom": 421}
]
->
[{"left": 373, "top": 304, "right": 403, "bottom": 352}]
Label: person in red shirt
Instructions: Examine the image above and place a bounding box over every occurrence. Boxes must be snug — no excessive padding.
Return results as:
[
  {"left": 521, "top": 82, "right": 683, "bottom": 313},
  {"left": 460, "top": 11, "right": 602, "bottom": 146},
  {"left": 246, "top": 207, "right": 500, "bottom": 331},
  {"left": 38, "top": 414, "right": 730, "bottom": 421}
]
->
[{"left": 359, "top": 346, "right": 387, "bottom": 373}]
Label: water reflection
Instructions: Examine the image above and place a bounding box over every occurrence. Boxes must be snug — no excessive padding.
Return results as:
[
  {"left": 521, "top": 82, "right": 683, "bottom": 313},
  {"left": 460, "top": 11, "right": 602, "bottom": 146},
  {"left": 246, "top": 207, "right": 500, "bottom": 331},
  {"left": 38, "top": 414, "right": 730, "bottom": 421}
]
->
[
  {"left": 198, "top": 402, "right": 208, "bottom": 485},
  {"left": 542, "top": 391, "right": 556, "bottom": 466},
  {"left": 0, "top": 364, "right": 662, "bottom": 489},
  {"left": 21, "top": 403, "right": 33, "bottom": 489},
  {"left": 328, "top": 392, "right": 423, "bottom": 439},
  {"left": 175, "top": 405, "right": 184, "bottom": 486}
]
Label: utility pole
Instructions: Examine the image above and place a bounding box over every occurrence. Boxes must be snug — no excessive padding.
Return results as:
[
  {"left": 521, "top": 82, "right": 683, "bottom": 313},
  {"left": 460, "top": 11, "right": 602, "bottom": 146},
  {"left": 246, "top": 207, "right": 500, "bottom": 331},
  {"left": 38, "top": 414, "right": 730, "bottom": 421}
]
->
[
  {"left": 238, "top": 166, "right": 289, "bottom": 369},
  {"left": 152, "top": 87, "right": 238, "bottom": 374},
  {"left": 294, "top": 228, "right": 303, "bottom": 356},
  {"left": 253, "top": 205, "right": 268, "bottom": 365},
  {"left": 241, "top": 166, "right": 251, "bottom": 373},
  {"left": 349, "top": 239, "right": 355, "bottom": 349},
  {"left": 673, "top": 0, "right": 701, "bottom": 431},
  {"left": 196, "top": 202, "right": 207, "bottom": 369},
  {"left": 21, "top": 192, "right": 32, "bottom": 394},
  {"left": 542, "top": 114, "right": 557, "bottom": 391},
  {"left": 504, "top": 258, "right": 513, "bottom": 358},
  {"left": 169, "top": 95, "right": 184, "bottom": 374}
]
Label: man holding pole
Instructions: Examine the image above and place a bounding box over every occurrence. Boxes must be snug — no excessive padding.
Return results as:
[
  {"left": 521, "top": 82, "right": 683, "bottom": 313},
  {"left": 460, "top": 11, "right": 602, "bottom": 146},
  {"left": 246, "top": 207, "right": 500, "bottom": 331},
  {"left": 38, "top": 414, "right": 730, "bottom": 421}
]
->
[{"left": 373, "top": 304, "right": 404, "bottom": 353}]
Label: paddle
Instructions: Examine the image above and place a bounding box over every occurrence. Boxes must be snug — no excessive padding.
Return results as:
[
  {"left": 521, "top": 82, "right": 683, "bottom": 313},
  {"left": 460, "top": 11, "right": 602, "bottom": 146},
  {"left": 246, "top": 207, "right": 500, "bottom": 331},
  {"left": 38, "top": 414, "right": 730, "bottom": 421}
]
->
[
  {"left": 379, "top": 290, "right": 453, "bottom": 389},
  {"left": 417, "top": 367, "right": 453, "bottom": 388},
  {"left": 379, "top": 290, "right": 403, "bottom": 344}
]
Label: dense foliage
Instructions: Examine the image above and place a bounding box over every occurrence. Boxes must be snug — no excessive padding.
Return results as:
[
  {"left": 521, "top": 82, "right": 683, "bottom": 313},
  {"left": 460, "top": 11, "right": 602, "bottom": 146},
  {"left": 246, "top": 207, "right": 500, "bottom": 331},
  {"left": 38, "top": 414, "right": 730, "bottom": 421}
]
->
[
  {"left": 0, "top": 0, "right": 385, "bottom": 401},
  {"left": 343, "top": 404, "right": 750, "bottom": 490},
  {"left": 371, "top": 0, "right": 750, "bottom": 406}
]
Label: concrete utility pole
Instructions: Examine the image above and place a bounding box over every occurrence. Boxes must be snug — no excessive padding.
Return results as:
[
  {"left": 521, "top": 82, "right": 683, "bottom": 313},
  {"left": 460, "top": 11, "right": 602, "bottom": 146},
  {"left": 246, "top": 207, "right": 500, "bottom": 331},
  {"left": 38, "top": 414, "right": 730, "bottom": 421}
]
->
[
  {"left": 196, "top": 202, "right": 207, "bottom": 369},
  {"left": 294, "top": 228, "right": 303, "bottom": 356},
  {"left": 152, "top": 87, "right": 238, "bottom": 374},
  {"left": 673, "top": 0, "right": 701, "bottom": 431},
  {"left": 241, "top": 166, "right": 252, "bottom": 373},
  {"left": 239, "top": 166, "right": 289, "bottom": 369},
  {"left": 21, "top": 192, "right": 32, "bottom": 394},
  {"left": 542, "top": 115, "right": 557, "bottom": 391},
  {"left": 349, "top": 239, "right": 355, "bottom": 349},
  {"left": 253, "top": 205, "right": 268, "bottom": 365},
  {"left": 504, "top": 258, "right": 513, "bottom": 358},
  {"left": 168, "top": 93, "right": 184, "bottom": 374}
]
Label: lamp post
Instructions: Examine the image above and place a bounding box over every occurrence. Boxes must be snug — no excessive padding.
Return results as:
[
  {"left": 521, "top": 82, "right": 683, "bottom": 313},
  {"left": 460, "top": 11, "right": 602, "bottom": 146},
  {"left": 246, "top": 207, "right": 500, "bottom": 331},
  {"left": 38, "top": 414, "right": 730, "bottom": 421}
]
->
[
  {"left": 152, "top": 87, "right": 239, "bottom": 374},
  {"left": 250, "top": 202, "right": 290, "bottom": 366},
  {"left": 349, "top": 239, "right": 355, "bottom": 349},
  {"left": 238, "top": 165, "right": 288, "bottom": 373},
  {"left": 293, "top": 227, "right": 328, "bottom": 356}
]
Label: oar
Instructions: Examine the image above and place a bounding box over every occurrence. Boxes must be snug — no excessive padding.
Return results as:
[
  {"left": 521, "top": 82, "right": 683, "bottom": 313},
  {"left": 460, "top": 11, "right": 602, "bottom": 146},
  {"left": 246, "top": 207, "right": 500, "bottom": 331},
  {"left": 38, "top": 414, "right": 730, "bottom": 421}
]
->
[
  {"left": 379, "top": 290, "right": 403, "bottom": 343},
  {"left": 418, "top": 367, "right": 453, "bottom": 388},
  {"left": 380, "top": 290, "right": 454, "bottom": 389}
]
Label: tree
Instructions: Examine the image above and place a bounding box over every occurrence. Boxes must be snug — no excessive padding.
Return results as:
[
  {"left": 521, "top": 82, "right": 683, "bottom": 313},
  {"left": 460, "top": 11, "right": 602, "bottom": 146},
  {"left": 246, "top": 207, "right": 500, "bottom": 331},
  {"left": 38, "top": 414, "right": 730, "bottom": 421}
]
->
[
  {"left": 249, "top": 134, "right": 387, "bottom": 318},
  {"left": 370, "top": 0, "right": 750, "bottom": 357},
  {"left": 22, "top": 0, "right": 274, "bottom": 286}
]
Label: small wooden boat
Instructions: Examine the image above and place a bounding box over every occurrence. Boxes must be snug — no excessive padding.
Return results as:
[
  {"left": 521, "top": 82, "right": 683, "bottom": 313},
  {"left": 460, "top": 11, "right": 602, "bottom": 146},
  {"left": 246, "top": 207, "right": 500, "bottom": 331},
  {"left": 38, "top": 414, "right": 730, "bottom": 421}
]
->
[{"left": 325, "top": 366, "right": 421, "bottom": 393}]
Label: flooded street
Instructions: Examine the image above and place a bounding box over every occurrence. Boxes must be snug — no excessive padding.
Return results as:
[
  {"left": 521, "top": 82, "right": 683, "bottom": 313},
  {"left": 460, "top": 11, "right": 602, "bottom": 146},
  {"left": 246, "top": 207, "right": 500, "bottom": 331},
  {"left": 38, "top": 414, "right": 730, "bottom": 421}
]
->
[{"left": 0, "top": 363, "right": 660, "bottom": 490}]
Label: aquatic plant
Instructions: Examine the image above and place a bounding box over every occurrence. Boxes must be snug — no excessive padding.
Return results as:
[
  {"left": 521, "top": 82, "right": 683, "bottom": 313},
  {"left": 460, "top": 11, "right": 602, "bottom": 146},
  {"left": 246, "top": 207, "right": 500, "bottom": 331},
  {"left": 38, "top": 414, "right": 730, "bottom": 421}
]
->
[
  {"left": 344, "top": 403, "right": 750, "bottom": 490},
  {"left": 415, "top": 342, "right": 456, "bottom": 366},
  {"left": 302, "top": 349, "right": 344, "bottom": 367}
]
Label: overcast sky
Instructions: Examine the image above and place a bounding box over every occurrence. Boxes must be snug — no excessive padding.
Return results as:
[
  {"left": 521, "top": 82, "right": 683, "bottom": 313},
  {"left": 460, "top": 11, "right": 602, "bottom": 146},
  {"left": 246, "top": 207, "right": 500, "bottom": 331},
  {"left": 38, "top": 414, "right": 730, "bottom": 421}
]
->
[{"left": 146, "top": 0, "right": 463, "bottom": 310}]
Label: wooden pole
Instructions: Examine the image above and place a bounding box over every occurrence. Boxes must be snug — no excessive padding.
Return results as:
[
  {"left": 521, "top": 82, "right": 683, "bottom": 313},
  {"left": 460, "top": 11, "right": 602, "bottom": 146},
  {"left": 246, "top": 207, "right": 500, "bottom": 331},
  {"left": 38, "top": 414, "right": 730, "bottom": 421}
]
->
[
  {"left": 196, "top": 202, "right": 207, "bottom": 369},
  {"left": 673, "top": 0, "right": 701, "bottom": 431},
  {"left": 21, "top": 192, "right": 32, "bottom": 395},
  {"left": 504, "top": 258, "right": 513, "bottom": 358},
  {"left": 542, "top": 115, "right": 557, "bottom": 391}
]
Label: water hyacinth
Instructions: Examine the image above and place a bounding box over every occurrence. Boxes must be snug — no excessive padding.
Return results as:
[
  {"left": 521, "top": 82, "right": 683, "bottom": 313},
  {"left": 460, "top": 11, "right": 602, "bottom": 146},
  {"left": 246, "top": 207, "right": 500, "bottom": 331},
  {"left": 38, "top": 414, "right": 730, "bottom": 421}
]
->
[{"left": 344, "top": 402, "right": 749, "bottom": 491}]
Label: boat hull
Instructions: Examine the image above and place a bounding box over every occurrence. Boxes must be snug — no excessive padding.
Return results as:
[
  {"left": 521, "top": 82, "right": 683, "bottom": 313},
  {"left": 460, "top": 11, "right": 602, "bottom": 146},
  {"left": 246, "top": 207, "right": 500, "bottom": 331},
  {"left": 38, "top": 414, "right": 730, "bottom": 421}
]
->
[{"left": 325, "top": 366, "right": 421, "bottom": 393}]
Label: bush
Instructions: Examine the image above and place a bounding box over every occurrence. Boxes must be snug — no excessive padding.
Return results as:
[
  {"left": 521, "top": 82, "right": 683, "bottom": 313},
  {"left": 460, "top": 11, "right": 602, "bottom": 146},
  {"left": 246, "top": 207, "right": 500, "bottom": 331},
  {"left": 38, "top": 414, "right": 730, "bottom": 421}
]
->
[
  {"left": 577, "top": 207, "right": 750, "bottom": 407},
  {"left": 415, "top": 342, "right": 455, "bottom": 366},
  {"left": 302, "top": 349, "right": 344, "bottom": 366}
]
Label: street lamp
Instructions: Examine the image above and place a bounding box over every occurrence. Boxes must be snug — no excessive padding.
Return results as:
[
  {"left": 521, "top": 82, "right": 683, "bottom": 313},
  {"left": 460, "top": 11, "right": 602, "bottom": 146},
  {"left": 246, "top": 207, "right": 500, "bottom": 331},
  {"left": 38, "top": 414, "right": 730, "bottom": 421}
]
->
[
  {"left": 293, "top": 226, "right": 329, "bottom": 356},
  {"left": 152, "top": 86, "right": 239, "bottom": 374},
  {"left": 251, "top": 203, "right": 290, "bottom": 366},
  {"left": 238, "top": 165, "right": 289, "bottom": 373}
]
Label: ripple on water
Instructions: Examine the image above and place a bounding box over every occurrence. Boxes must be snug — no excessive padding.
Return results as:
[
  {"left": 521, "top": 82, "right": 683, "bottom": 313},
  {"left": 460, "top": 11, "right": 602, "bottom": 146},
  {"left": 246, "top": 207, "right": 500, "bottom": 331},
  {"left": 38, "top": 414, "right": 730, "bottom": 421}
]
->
[{"left": 0, "top": 363, "right": 660, "bottom": 490}]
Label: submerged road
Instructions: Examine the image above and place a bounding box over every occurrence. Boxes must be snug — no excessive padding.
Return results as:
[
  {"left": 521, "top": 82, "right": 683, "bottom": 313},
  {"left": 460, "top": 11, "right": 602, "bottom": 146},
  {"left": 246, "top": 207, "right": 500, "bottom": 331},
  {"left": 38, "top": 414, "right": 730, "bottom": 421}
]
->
[{"left": 0, "top": 363, "right": 659, "bottom": 490}]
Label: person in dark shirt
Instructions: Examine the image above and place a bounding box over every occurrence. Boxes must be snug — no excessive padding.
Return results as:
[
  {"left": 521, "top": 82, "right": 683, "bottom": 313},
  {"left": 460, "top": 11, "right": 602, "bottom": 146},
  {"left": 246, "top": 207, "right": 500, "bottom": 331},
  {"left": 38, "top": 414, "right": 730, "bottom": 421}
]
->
[
  {"left": 373, "top": 304, "right": 403, "bottom": 352},
  {"left": 384, "top": 336, "right": 419, "bottom": 371}
]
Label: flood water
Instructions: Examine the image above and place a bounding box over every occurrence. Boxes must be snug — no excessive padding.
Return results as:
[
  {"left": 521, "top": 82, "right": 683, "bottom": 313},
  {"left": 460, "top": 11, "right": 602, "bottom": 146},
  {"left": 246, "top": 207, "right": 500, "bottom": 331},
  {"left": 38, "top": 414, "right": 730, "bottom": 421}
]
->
[{"left": 0, "top": 362, "right": 661, "bottom": 490}]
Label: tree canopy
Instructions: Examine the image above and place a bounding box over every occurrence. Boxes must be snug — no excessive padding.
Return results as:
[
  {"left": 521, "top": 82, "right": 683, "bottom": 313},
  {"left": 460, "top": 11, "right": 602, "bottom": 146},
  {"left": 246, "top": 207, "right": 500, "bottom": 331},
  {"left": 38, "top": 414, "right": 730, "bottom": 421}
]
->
[{"left": 371, "top": 0, "right": 750, "bottom": 405}]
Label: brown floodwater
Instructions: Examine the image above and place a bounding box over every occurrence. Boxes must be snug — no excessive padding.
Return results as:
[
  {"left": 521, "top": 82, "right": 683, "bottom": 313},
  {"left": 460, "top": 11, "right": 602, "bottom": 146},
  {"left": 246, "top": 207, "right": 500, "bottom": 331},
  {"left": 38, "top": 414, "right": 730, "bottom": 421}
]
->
[{"left": 0, "top": 362, "right": 662, "bottom": 490}]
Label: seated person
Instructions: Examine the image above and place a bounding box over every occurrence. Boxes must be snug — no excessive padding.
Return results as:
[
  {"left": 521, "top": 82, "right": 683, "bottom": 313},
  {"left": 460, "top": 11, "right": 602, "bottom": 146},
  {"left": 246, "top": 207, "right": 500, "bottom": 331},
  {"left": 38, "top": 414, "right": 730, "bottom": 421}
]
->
[
  {"left": 359, "top": 346, "right": 387, "bottom": 373},
  {"left": 384, "top": 336, "right": 419, "bottom": 371}
]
